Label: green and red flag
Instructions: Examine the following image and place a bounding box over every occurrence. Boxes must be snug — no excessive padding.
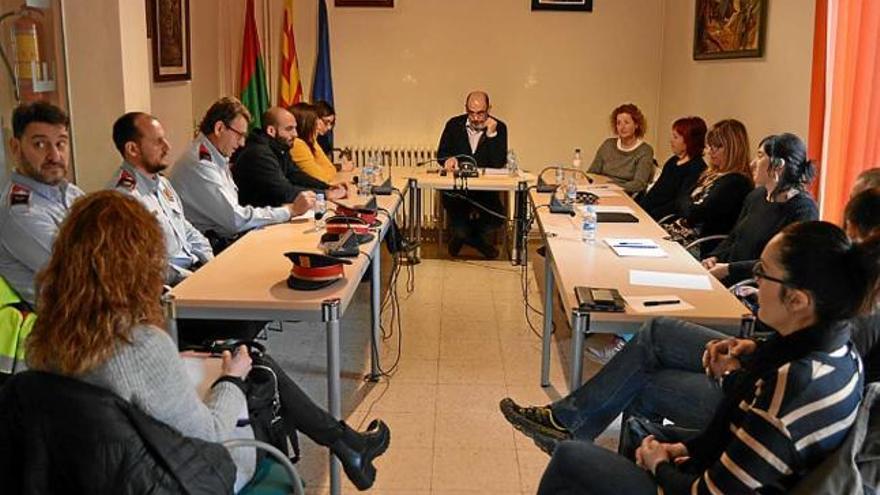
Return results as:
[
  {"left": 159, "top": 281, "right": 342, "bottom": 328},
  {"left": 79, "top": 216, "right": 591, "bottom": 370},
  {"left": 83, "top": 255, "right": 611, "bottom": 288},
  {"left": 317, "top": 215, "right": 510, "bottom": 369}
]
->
[{"left": 240, "top": 0, "right": 269, "bottom": 130}]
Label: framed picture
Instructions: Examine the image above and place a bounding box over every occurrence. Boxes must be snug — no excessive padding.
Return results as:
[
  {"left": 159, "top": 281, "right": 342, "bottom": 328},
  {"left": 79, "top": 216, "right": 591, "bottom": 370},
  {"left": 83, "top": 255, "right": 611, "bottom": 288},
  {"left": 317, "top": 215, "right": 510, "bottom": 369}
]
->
[
  {"left": 531, "top": 0, "right": 593, "bottom": 12},
  {"left": 693, "top": 0, "right": 768, "bottom": 60},
  {"left": 335, "top": 0, "right": 394, "bottom": 6},
  {"left": 148, "top": 0, "right": 191, "bottom": 82}
]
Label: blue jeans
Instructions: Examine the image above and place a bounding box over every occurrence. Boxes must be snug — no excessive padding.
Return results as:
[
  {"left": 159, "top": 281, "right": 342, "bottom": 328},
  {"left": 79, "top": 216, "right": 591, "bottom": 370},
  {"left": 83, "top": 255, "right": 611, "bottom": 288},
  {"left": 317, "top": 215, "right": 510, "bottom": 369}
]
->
[
  {"left": 551, "top": 317, "right": 729, "bottom": 440},
  {"left": 537, "top": 440, "right": 657, "bottom": 495}
]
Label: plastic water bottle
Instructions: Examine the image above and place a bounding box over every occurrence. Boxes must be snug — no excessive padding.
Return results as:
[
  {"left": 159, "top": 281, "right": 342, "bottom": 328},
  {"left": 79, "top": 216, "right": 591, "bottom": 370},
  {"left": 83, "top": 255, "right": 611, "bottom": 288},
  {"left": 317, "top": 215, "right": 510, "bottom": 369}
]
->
[
  {"left": 581, "top": 205, "right": 597, "bottom": 243},
  {"left": 315, "top": 193, "right": 326, "bottom": 230},
  {"left": 555, "top": 165, "right": 564, "bottom": 186},
  {"left": 506, "top": 149, "right": 518, "bottom": 175},
  {"left": 565, "top": 177, "right": 578, "bottom": 205},
  {"left": 572, "top": 148, "right": 583, "bottom": 169},
  {"left": 360, "top": 155, "right": 375, "bottom": 195}
]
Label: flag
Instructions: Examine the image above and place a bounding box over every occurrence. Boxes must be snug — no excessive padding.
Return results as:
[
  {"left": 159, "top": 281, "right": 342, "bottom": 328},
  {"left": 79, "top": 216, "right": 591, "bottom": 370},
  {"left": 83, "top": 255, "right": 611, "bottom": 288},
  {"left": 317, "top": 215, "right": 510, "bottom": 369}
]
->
[
  {"left": 279, "top": 0, "right": 304, "bottom": 108},
  {"left": 239, "top": 0, "right": 269, "bottom": 130},
  {"left": 312, "top": 0, "right": 335, "bottom": 150}
]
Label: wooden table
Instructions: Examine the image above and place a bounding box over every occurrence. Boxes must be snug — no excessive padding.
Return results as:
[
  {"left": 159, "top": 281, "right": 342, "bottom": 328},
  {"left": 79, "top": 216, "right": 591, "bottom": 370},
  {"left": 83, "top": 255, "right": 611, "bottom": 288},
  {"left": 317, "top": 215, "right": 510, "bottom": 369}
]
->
[
  {"left": 167, "top": 189, "right": 405, "bottom": 495},
  {"left": 405, "top": 169, "right": 536, "bottom": 264},
  {"left": 530, "top": 183, "right": 753, "bottom": 392}
]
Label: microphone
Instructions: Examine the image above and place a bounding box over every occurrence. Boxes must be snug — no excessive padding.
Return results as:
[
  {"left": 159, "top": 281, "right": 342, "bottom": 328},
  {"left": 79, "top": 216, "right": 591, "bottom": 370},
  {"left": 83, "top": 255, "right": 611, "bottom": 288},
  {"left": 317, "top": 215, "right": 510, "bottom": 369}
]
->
[{"left": 537, "top": 165, "right": 595, "bottom": 187}]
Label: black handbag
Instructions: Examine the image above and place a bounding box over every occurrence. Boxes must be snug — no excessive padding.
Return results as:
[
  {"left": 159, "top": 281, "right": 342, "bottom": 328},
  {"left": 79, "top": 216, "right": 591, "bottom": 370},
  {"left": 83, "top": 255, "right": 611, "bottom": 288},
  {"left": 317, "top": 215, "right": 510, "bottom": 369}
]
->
[{"left": 246, "top": 355, "right": 301, "bottom": 464}]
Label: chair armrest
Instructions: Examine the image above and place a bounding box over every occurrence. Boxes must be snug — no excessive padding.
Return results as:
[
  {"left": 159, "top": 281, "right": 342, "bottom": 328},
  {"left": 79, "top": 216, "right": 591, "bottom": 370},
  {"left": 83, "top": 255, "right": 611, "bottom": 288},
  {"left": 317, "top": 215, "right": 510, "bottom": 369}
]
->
[
  {"left": 684, "top": 234, "right": 728, "bottom": 251},
  {"left": 657, "top": 214, "right": 678, "bottom": 225},
  {"left": 223, "top": 438, "right": 305, "bottom": 495}
]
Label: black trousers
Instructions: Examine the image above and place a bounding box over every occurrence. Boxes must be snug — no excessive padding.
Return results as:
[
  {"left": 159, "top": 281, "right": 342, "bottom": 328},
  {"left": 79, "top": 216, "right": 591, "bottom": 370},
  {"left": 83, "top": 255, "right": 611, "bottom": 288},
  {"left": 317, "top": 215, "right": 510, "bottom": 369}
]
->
[{"left": 442, "top": 191, "right": 504, "bottom": 244}]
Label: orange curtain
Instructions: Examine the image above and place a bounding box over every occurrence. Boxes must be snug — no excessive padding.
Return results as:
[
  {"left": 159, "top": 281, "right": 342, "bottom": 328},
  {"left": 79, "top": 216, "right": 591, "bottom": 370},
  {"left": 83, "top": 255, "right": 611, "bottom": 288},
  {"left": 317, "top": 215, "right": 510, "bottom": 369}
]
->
[
  {"left": 807, "top": 0, "right": 827, "bottom": 199},
  {"left": 820, "top": 0, "right": 880, "bottom": 221}
]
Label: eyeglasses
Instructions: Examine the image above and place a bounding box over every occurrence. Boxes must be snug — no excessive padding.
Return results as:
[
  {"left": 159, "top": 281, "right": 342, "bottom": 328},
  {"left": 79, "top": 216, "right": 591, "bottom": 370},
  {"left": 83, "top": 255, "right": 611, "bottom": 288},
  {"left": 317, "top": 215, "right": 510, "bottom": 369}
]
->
[
  {"left": 225, "top": 123, "right": 248, "bottom": 140},
  {"left": 320, "top": 117, "right": 335, "bottom": 127},
  {"left": 752, "top": 260, "right": 789, "bottom": 286},
  {"left": 466, "top": 109, "right": 488, "bottom": 119}
]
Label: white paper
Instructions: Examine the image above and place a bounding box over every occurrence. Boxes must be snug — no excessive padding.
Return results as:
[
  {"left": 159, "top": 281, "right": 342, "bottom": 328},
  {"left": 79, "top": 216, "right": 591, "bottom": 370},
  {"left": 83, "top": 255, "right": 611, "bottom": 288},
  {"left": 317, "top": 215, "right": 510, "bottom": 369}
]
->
[
  {"left": 605, "top": 238, "right": 668, "bottom": 258},
  {"left": 595, "top": 205, "right": 636, "bottom": 214},
  {"left": 629, "top": 270, "right": 713, "bottom": 291},
  {"left": 623, "top": 294, "right": 695, "bottom": 313},
  {"left": 293, "top": 209, "right": 316, "bottom": 221},
  {"left": 482, "top": 167, "right": 513, "bottom": 176}
]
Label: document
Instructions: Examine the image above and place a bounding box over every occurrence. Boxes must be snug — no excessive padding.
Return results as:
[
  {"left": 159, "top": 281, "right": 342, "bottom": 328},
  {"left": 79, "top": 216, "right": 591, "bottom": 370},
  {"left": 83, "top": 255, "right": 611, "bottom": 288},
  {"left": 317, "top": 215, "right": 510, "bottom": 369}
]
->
[
  {"left": 605, "top": 238, "right": 667, "bottom": 258},
  {"left": 482, "top": 167, "right": 513, "bottom": 176},
  {"left": 629, "top": 270, "right": 713, "bottom": 291},
  {"left": 623, "top": 294, "right": 694, "bottom": 313}
]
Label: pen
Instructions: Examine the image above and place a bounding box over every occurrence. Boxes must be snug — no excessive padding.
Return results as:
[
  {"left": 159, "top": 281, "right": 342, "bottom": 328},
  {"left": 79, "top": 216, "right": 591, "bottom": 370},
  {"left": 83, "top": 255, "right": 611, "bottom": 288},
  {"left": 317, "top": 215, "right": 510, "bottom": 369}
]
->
[
  {"left": 644, "top": 299, "right": 681, "bottom": 307},
  {"left": 615, "top": 244, "right": 657, "bottom": 249}
]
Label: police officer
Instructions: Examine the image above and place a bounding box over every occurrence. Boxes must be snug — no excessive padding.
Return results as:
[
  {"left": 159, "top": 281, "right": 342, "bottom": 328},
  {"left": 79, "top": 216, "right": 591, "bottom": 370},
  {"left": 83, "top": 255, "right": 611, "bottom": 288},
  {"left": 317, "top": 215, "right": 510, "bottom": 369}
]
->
[
  {"left": 0, "top": 102, "right": 84, "bottom": 306},
  {"left": 109, "top": 112, "right": 212, "bottom": 285},
  {"left": 170, "top": 97, "right": 315, "bottom": 248}
]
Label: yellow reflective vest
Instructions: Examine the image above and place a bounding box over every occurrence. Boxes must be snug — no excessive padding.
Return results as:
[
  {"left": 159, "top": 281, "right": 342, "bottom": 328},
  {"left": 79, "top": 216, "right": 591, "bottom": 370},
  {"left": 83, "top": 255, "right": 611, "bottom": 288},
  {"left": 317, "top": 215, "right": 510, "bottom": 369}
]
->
[{"left": 0, "top": 276, "right": 35, "bottom": 374}]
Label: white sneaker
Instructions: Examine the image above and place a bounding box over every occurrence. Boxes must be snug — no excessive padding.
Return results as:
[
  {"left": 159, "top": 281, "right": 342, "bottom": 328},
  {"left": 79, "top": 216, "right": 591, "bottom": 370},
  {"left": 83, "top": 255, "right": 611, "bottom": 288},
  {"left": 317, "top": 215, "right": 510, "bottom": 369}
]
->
[{"left": 584, "top": 335, "right": 627, "bottom": 365}]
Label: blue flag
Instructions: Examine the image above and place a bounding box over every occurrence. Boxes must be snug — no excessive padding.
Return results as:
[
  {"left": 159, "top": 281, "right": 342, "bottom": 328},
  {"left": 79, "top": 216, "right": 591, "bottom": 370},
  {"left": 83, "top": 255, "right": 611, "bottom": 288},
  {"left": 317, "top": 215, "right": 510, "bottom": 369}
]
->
[{"left": 312, "top": 0, "right": 334, "bottom": 152}]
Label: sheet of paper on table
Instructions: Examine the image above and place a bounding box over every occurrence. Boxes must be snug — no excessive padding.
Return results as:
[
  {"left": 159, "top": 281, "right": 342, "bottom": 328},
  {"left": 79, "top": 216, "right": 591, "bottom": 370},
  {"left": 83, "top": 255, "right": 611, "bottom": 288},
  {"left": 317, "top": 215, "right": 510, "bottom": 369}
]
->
[
  {"left": 482, "top": 167, "right": 515, "bottom": 176},
  {"left": 605, "top": 238, "right": 668, "bottom": 257},
  {"left": 629, "top": 269, "right": 713, "bottom": 291},
  {"left": 623, "top": 294, "right": 695, "bottom": 313}
]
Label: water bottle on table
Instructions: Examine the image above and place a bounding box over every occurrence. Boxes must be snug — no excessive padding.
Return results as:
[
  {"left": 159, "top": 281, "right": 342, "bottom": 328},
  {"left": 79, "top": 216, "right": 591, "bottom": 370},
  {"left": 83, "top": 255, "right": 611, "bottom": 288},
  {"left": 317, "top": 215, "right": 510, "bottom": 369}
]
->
[
  {"left": 572, "top": 148, "right": 583, "bottom": 169},
  {"left": 581, "top": 204, "right": 597, "bottom": 243},
  {"left": 565, "top": 177, "right": 578, "bottom": 205},
  {"left": 555, "top": 165, "right": 564, "bottom": 186},
  {"left": 360, "top": 154, "right": 375, "bottom": 195},
  {"left": 315, "top": 193, "right": 327, "bottom": 230},
  {"left": 506, "top": 150, "right": 518, "bottom": 175}
]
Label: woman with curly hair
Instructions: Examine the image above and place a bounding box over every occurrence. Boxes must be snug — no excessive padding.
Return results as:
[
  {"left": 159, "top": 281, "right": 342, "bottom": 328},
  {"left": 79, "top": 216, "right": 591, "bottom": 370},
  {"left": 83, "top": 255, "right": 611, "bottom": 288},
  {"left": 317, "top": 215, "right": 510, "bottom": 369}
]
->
[{"left": 588, "top": 103, "right": 656, "bottom": 195}]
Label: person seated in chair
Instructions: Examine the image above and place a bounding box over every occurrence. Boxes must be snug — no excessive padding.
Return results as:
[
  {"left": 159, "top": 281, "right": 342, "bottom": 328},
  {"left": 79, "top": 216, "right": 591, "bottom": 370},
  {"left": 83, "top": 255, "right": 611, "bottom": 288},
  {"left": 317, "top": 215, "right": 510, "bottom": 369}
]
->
[
  {"left": 588, "top": 103, "right": 655, "bottom": 195},
  {"left": 437, "top": 90, "right": 508, "bottom": 259}
]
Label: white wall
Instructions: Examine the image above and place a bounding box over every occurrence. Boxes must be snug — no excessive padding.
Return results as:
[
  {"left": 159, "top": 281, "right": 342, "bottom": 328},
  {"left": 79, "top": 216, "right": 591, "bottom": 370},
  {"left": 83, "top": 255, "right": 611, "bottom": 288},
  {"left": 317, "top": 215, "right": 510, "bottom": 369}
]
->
[{"left": 657, "top": 0, "right": 815, "bottom": 155}]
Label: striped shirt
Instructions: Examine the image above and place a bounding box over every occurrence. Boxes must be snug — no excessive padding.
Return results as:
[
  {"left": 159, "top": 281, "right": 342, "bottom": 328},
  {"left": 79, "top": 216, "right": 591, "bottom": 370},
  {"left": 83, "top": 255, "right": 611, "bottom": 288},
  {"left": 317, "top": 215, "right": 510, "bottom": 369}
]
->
[{"left": 660, "top": 341, "right": 863, "bottom": 494}]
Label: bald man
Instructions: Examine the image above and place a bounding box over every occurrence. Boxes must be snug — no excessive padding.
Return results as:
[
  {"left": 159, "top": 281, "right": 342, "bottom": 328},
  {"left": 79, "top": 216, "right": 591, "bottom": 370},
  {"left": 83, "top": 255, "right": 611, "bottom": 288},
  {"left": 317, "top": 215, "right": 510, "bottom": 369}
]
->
[
  {"left": 233, "top": 106, "right": 346, "bottom": 208},
  {"left": 437, "top": 90, "right": 508, "bottom": 258}
]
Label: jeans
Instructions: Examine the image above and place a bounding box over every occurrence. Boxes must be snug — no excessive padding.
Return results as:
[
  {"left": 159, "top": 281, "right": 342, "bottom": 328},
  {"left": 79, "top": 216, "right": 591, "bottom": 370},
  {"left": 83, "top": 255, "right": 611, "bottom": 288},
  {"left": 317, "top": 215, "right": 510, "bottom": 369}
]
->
[
  {"left": 537, "top": 440, "right": 658, "bottom": 495},
  {"left": 551, "top": 317, "right": 730, "bottom": 440}
]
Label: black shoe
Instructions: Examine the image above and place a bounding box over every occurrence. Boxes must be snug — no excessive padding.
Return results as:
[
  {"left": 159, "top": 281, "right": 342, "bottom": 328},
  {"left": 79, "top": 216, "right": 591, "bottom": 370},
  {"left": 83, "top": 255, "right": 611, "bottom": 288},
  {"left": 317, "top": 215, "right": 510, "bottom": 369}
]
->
[
  {"left": 331, "top": 419, "right": 391, "bottom": 490},
  {"left": 475, "top": 241, "right": 499, "bottom": 260},
  {"left": 448, "top": 237, "right": 464, "bottom": 257},
  {"left": 499, "top": 398, "right": 571, "bottom": 455}
]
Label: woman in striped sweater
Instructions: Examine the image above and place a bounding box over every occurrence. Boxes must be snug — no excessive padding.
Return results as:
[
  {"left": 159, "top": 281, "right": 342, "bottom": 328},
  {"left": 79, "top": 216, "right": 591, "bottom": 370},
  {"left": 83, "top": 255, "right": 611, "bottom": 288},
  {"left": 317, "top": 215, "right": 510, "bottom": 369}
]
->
[{"left": 538, "top": 220, "right": 880, "bottom": 494}]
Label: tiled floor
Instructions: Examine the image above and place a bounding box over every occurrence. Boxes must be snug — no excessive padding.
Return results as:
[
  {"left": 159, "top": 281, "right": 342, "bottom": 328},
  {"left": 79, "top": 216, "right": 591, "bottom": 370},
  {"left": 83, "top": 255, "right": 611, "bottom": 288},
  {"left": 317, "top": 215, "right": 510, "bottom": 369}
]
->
[{"left": 267, "top": 258, "right": 616, "bottom": 494}]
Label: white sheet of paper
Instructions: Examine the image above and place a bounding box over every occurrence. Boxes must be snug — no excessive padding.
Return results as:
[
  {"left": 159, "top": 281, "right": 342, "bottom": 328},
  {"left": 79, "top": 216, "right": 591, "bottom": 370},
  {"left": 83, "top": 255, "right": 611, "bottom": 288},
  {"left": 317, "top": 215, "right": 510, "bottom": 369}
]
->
[
  {"left": 482, "top": 167, "right": 513, "bottom": 176},
  {"left": 624, "top": 294, "right": 695, "bottom": 313},
  {"left": 294, "top": 209, "right": 316, "bottom": 220},
  {"left": 629, "top": 270, "right": 713, "bottom": 291},
  {"left": 605, "top": 238, "right": 668, "bottom": 258}
]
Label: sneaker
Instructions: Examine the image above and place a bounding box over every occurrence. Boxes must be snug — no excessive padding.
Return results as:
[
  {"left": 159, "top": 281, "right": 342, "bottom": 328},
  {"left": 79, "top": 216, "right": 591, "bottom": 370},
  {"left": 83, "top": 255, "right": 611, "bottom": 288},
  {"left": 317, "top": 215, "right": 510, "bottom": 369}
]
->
[
  {"left": 499, "top": 398, "right": 571, "bottom": 455},
  {"left": 584, "top": 335, "right": 627, "bottom": 365}
]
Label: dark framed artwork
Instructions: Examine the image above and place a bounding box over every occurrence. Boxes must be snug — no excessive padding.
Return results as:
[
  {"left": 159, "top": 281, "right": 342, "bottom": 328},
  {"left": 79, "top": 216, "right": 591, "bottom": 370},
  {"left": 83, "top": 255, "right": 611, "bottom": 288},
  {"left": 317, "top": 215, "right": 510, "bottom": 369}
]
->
[
  {"left": 335, "top": 0, "right": 394, "bottom": 6},
  {"left": 148, "top": 0, "right": 191, "bottom": 82},
  {"left": 693, "top": 0, "right": 767, "bottom": 60},
  {"left": 531, "top": 0, "right": 593, "bottom": 12}
]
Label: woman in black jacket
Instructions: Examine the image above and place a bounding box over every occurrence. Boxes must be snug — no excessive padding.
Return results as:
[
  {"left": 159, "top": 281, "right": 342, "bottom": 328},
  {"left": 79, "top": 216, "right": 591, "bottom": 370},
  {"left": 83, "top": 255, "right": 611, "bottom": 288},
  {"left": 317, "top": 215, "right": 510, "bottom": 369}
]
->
[
  {"left": 704, "top": 133, "right": 818, "bottom": 284},
  {"left": 538, "top": 221, "right": 880, "bottom": 495},
  {"left": 637, "top": 117, "right": 707, "bottom": 220}
]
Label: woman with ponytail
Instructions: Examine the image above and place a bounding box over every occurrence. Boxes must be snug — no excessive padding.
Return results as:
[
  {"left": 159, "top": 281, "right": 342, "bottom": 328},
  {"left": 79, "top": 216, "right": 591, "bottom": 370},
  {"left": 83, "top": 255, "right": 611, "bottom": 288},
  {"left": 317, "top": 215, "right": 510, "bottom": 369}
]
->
[
  {"left": 703, "top": 132, "right": 818, "bottom": 285},
  {"left": 538, "top": 220, "right": 880, "bottom": 494}
]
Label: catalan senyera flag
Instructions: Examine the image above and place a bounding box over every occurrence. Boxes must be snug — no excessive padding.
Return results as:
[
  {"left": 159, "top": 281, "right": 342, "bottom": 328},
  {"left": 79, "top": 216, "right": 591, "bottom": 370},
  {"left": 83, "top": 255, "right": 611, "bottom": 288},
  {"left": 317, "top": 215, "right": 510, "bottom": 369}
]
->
[
  {"left": 239, "top": 0, "right": 269, "bottom": 130},
  {"left": 279, "top": 0, "right": 303, "bottom": 108}
]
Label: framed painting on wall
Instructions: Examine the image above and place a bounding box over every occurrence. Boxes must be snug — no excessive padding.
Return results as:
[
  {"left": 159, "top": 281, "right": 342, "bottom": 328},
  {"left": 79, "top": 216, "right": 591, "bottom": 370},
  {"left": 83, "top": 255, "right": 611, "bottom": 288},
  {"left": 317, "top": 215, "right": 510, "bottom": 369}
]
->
[
  {"left": 693, "top": 0, "right": 768, "bottom": 60},
  {"left": 531, "top": 0, "right": 593, "bottom": 12},
  {"left": 335, "top": 0, "right": 394, "bottom": 7},
  {"left": 147, "top": 0, "right": 192, "bottom": 81}
]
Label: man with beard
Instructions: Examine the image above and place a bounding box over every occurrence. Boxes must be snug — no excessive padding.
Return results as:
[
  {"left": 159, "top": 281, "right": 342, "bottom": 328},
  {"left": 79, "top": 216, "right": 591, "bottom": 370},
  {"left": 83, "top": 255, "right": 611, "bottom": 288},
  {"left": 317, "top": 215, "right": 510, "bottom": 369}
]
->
[
  {"left": 110, "top": 112, "right": 213, "bottom": 285},
  {"left": 0, "top": 102, "right": 84, "bottom": 306},
  {"left": 233, "top": 106, "right": 347, "bottom": 208}
]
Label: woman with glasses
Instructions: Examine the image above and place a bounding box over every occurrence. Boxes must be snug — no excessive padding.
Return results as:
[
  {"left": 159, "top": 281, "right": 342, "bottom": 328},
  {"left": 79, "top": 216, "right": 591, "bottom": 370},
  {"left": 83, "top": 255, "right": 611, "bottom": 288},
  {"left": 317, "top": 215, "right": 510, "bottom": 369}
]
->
[
  {"left": 314, "top": 101, "right": 355, "bottom": 172},
  {"left": 290, "top": 102, "right": 338, "bottom": 183},
  {"left": 637, "top": 116, "right": 708, "bottom": 220},
  {"left": 587, "top": 103, "right": 655, "bottom": 195},
  {"left": 664, "top": 119, "right": 754, "bottom": 257},
  {"left": 535, "top": 220, "right": 880, "bottom": 494},
  {"left": 703, "top": 133, "right": 818, "bottom": 285}
]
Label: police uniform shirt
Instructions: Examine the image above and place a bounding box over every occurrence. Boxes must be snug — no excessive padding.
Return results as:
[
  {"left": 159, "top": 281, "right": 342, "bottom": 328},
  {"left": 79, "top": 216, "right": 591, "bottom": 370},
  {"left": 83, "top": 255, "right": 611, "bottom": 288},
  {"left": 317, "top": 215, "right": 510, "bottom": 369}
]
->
[
  {"left": 0, "top": 171, "right": 85, "bottom": 306},
  {"left": 110, "top": 162, "right": 213, "bottom": 284},
  {"left": 170, "top": 134, "right": 291, "bottom": 237}
]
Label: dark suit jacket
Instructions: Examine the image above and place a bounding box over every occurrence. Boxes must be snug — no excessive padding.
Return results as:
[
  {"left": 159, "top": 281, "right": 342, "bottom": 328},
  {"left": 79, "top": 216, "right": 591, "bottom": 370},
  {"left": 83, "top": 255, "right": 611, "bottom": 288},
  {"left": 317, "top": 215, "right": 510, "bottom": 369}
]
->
[
  {"left": 437, "top": 114, "right": 508, "bottom": 168},
  {"left": 232, "top": 129, "right": 326, "bottom": 207}
]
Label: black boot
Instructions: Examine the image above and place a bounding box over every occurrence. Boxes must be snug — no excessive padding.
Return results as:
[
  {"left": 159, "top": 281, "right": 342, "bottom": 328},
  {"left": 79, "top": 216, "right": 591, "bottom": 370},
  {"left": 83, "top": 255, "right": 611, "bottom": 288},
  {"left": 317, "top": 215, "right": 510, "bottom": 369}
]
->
[{"left": 330, "top": 419, "right": 391, "bottom": 490}]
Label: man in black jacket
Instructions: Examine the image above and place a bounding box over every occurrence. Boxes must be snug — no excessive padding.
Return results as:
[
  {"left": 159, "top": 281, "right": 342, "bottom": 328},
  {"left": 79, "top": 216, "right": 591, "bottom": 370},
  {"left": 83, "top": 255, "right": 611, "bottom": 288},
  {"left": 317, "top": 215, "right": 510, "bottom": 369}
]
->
[
  {"left": 233, "top": 107, "right": 346, "bottom": 207},
  {"left": 437, "top": 91, "right": 508, "bottom": 258}
]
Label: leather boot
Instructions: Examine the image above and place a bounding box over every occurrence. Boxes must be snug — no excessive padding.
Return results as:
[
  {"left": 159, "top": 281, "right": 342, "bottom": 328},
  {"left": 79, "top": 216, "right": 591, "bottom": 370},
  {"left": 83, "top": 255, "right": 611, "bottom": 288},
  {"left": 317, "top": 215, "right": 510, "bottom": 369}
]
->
[{"left": 330, "top": 419, "right": 391, "bottom": 490}]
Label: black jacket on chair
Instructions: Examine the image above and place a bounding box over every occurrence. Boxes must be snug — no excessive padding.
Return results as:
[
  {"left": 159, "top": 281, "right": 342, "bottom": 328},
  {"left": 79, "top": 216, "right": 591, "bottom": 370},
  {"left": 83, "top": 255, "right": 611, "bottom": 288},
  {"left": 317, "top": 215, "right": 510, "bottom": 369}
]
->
[
  {"left": 437, "top": 114, "right": 508, "bottom": 168},
  {"left": 232, "top": 128, "right": 325, "bottom": 208},
  {"left": 0, "top": 370, "right": 236, "bottom": 495}
]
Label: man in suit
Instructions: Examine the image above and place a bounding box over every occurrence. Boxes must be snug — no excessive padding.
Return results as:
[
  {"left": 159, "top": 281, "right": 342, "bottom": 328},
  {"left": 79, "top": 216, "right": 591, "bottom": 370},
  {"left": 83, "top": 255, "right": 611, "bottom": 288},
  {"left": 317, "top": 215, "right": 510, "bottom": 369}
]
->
[{"left": 437, "top": 91, "right": 508, "bottom": 259}]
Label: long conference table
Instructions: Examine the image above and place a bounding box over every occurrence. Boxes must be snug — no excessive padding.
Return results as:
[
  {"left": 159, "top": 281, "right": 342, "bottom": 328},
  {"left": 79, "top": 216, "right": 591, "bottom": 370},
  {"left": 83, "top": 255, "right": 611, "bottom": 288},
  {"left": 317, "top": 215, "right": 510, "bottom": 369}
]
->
[
  {"left": 167, "top": 184, "right": 406, "bottom": 495},
  {"left": 530, "top": 181, "right": 753, "bottom": 392}
]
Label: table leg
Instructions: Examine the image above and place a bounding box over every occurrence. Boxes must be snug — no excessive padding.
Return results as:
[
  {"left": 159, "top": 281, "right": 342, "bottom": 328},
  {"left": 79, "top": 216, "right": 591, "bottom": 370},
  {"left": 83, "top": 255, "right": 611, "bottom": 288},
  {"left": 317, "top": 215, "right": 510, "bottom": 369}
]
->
[
  {"left": 568, "top": 309, "right": 589, "bottom": 393},
  {"left": 540, "top": 252, "right": 555, "bottom": 387},
  {"left": 415, "top": 183, "right": 422, "bottom": 261},
  {"left": 367, "top": 246, "right": 381, "bottom": 381},
  {"left": 514, "top": 181, "right": 527, "bottom": 265},
  {"left": 162, "top": 293, "right": 178, "bottom": 347},
  {"left": 322, "top": 299, "right": 342, "bottom": 495}
]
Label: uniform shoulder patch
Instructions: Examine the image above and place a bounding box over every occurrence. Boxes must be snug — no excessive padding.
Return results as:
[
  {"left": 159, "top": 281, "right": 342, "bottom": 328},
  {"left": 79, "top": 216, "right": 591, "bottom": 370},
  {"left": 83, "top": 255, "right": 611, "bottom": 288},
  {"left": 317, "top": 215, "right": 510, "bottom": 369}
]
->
[
  {"left": 9, "top": 184, "right": 30, "bottom": 206},
  {"left": 116, "top": 169, "right": 136, "bottom": 190},
  {"left": 198, "top": 144, "right": 213, "bottom": 162}
]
